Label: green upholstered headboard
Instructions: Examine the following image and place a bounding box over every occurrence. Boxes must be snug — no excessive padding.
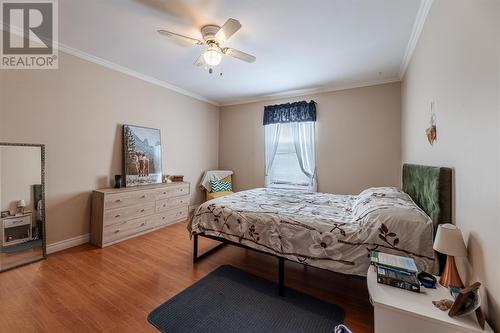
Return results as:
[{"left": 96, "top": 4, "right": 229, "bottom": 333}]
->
[{"left": 402, "top": 164, "right": 452, "bottom": 230}]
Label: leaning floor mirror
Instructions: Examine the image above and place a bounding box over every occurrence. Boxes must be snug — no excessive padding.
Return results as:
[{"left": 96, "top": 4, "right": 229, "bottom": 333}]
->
[{"left": 0, "top": 143, "right": 46, "bottom": 272}]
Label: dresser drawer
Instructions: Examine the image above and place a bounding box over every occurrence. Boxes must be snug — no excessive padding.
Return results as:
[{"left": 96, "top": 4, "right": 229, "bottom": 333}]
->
[
  {"left": 91, "top": 182, "right": 191, "bottom": 248},
  {"left": 103, "top": 202, "right": 155, "bottom": 225},
  {"left": 102, "top": 216, "right": 154, "bottom": 244},
  {"left": 104, "top": 190, "right": 156, "bottom": 209},
  {"left": 155, "top": 206, "right": 188, "bottom": 227},
  {"left": 156, "top": 195, "right": 189, "bottom": 212},
  {"left": 3, "top": 216, "right": 31, "bottom": 228},
  {"left": 156, "top": 184, "right": 189, "bottom": 200}
]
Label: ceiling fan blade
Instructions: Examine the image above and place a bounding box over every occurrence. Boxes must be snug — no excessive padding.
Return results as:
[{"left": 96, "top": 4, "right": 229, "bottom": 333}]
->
[
  {"left": 223, "top": 47, "right": 256, "bottom": 63},
  {"left": 215, "top": 18, "right": 241, "bottom": 42},
  {"left": 158, "top": 29, "right": 204, "bottom": 46},
  {"left": 193, "top": 54, "right": 206, "bottom": 67}
]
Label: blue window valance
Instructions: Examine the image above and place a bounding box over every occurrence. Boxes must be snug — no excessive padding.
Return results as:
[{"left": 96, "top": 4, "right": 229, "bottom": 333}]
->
[{"left": 263, "top": 100, "right": 316, "bottom": 125}]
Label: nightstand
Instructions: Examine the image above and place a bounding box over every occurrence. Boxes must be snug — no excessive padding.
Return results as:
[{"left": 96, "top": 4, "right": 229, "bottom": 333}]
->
[
  {"left": 1, "top": 213, "right": 32, "bottom": 247},
  {"left": 367, "top": 266, "right": 493, "bottom": 333}
]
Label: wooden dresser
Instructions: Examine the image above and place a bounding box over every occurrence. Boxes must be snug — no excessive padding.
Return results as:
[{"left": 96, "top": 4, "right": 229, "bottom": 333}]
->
[{"left": 91, "top": 182, "right": 190, "bottom": 248}]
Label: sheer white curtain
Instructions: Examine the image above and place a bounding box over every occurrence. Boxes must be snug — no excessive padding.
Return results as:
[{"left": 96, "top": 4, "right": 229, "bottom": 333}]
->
[
  {"left": 264, "top": 123, "right": 281, "bottom": 187},
  {"left": 291, "top": 121, "right": 317, "bottom": 191}
]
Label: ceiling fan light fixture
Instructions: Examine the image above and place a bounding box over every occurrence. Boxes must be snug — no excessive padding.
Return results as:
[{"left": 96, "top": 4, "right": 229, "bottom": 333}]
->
[{"left": 203, "top": 45, "right": 222, "bottom": 66}]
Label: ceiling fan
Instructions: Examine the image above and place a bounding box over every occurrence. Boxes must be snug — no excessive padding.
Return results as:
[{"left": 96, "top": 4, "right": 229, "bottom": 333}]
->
[{"left": 158, "top": 18, "right": 256, "bottom": 73}]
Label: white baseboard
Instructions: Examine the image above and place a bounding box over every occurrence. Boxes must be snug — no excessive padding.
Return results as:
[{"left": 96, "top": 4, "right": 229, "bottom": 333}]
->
[{"left": 46, "top": 233, "right": 90, "bottom": 254}]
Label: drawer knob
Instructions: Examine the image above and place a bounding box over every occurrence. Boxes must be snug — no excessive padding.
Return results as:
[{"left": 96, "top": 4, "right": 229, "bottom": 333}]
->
[
  {"left": 141, "top": 195, "right": 146, "bottom": 198},
  {"left": 115, "top": 199, "right": 122, "bottom": 203},
  {"left": 180, "top": 189, "right": 184, "bottom": 191},
  {"left": 114, "top": 229, "right": 120, "bottom": 233},
  {"left": 163, "top": 204, "right": 166, "bottom": 207},
  {"left": 115, "top": 214, "right": 121, "bottom": 218},
  {"left": 163, "top": 192, "right": 167, "bottom": 195},
  {"left": 140, "top": 222, "right": 146, "bottom": 227},
  {"left": 162, "top": 217, "right": 166, "bottom": 220},
  {"left": 140, "top": 209, "right": 145, "bottom": 212}
]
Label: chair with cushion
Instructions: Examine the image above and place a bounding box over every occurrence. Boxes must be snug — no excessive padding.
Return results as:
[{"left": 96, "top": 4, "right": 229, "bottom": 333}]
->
[
  {"left": 206, "top": 175, "right": 234, "bottom": 201},
  {"left": 200, "top": 170, "right": 235, "bottom": 201}
]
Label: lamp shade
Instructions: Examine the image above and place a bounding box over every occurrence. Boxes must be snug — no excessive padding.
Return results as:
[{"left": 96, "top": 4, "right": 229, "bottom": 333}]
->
[
  {"left": 17, "top": 200, "right": 26, "bottom": 208},
  {"left": 433, "top": 224, "right": 467, "bottom": 257}
]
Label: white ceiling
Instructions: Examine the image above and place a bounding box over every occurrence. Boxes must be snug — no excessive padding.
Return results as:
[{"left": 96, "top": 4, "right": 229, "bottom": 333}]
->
[{"left": 58, "top": 0, "right": 423, "bottom": 105}]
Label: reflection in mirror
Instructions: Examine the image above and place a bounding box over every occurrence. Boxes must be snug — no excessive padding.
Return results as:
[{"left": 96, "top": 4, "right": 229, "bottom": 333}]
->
[{"left": 0, "top": 144, "right": 46, "bottom": 272}]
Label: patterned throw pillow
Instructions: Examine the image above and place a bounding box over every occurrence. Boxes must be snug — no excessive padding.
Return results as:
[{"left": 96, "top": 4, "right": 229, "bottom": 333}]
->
[{"left": 210, "top": 180, "right": 232, "bottom": 192}]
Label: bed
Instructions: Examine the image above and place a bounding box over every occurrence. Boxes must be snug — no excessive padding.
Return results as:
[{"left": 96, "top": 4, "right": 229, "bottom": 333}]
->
[{"left": 189, "top": 164, "right": 452, "bottom": 293}]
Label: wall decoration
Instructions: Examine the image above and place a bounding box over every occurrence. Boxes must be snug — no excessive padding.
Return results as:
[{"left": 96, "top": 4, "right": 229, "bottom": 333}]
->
[
  {"left": 123, "top": 125, "right": 162, "bottom": 187},
  {"left": 425, "top": 101, "right": 437, "bottom": 146}
]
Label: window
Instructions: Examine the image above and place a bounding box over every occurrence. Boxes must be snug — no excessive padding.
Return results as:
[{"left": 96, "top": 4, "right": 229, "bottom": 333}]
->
[
  {"left": 263, "top": 100, "right": 317, "bottom": 191},
  {"left": 268, "top": 123, "right": 310, "bottom": 188},
  {"left": 265, "top": 121, "right": 316, "bottom": 191}
]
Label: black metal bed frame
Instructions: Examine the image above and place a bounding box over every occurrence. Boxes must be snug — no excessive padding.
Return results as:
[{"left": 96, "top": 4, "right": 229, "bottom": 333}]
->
[{"left": 193, "top": 233, "right": 286, "bottom": 296}]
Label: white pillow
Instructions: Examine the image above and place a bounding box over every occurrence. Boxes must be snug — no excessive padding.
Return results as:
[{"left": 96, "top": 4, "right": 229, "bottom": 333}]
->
[{"left": 353, "top": 187, "right": 431, "bottom": 224}]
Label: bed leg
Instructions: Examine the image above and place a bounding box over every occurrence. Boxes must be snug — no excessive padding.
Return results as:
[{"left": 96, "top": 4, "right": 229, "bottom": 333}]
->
[
  {"left": 193, "top": 234, "right": 226, "bottom": 263},
  {"left": 193, "top": 234, "right": 198, "bottom": 263},
  {"left": 278, "top": 257, "right": 285, "bottom": 297}
]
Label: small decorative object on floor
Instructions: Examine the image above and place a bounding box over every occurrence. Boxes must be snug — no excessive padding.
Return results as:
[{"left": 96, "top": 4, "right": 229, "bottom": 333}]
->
[
  {"left": 114, "top": 175, "right": 122, "bottom": 189},
  {"left": 449, "top": 282, "right": 485, "bottom": 329},
  {"left": 335, "top": 324, "right": 354, "bottom": 333},
  {"left": 433, "top": 299, "right": 454, "bottom": 311},
  {"left": 433, "top": 224, "right": 467, "bottom": 288},
  {"left": 335, "top": 325, "right": 354, "bottom": 333}
]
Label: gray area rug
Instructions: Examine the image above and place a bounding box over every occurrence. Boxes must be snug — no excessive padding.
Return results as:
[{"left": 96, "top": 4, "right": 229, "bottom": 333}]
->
[{"left": 148, "top": 265, "right": 344, "bottom": 333}]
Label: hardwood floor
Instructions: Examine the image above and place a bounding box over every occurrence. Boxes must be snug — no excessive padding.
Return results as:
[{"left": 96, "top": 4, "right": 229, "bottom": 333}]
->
[{"left": 0, "top": 221, "right": 374, "bottom": 333}]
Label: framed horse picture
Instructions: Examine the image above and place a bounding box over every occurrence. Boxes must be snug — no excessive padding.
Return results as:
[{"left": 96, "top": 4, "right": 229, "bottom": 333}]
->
[{"left": 123, "top": 124, "right": 163, "bottom": 187}]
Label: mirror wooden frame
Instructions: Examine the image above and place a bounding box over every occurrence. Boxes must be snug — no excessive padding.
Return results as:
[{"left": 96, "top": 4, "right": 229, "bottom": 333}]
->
[{"left": 0, "top": 142, "right": 47, "bottom": 272}]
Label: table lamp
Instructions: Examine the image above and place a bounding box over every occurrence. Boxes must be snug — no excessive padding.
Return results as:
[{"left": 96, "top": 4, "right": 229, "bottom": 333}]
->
[
  {"left": 17, "top": 200, "right": 27, "bottom": 215},
  {"left": 433, "top": 224, "right": 467, "bottom": 288}
]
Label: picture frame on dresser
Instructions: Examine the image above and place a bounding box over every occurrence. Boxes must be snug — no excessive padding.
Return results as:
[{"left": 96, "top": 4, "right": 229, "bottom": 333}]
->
[{"left": 123, "top": 124, "right": 163, "bottom": 187}]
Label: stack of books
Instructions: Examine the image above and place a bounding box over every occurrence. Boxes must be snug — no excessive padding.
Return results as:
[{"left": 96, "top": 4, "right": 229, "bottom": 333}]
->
[{"left": 370, "top": 251, "right": 420, "bottom": 293}]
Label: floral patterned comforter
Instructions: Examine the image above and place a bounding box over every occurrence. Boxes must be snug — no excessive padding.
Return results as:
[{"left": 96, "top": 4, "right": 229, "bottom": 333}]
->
[{"left": 188, "top": 187, "right": 437, "bottom": 276}]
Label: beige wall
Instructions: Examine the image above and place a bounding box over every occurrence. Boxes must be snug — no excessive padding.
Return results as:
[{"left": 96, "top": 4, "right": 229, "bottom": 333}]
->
[
  {"left": 219, "top": 82, "right": 402, "bottom": 195},
  {"left": 0, "top": 146, "right": 42, "bottom": 213},
  {"left": 402, "top": 0, "right": 500, "bottom": 330},
  {"left": 0, "top": 51, "right": 219, "bottom": 244}
]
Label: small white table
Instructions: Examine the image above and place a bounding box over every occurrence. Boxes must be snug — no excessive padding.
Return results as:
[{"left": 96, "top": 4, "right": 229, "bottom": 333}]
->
[{"left": 367, "top": 266, "right": 493, "bottom": 333}]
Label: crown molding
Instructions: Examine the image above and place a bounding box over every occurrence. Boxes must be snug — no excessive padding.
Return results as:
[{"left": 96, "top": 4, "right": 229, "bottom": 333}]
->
[
  {"left": 3, "top": 10, "right": 419, "bottom": 109},
  {"left": 399, "top": 0, "right": 434, "bottom": 79},
  {"left": 56, "top": 43, "right": 220, "bottom": 106},
  {"left": 0, "top": 25, "right": 220, "bottom": 106},
  {"left": 219, "top": 77, "right": 401, "bottom": 107}
]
